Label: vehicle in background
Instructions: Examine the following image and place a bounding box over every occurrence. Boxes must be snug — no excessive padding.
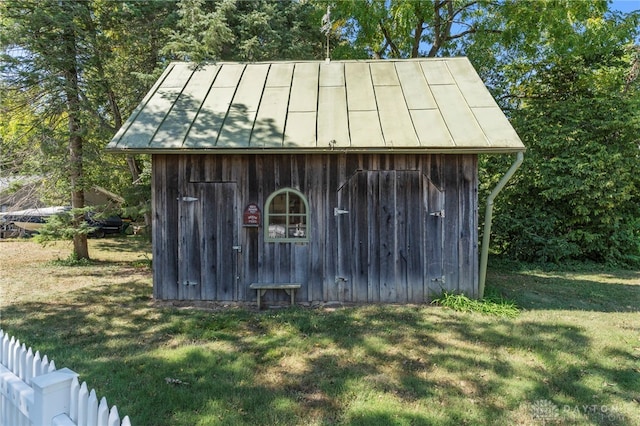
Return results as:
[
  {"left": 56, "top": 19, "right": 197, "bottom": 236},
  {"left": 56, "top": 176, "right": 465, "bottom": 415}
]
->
[
  {"left": 0, "top": 206, "right": 71, "bottom": 237},
  {"left": 0, "top": 207, "right": 129, "bottom": 238},
  {"left": 86, "top": 212, "right": 129, "bottom": 238}
]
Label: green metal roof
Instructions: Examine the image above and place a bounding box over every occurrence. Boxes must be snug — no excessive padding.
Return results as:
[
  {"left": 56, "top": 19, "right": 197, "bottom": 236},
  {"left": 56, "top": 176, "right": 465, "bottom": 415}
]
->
[{"left": 106, "top": 58, "right": 525, "bottom": 154}]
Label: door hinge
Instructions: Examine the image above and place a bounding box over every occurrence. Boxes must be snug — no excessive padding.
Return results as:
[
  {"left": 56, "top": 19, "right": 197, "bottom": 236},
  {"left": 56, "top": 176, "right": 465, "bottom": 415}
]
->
[
  {"left": 429, "top": 210, "right": 445, "bottom": 218},
  {"left": 178, "top": 196, "right": 198, "bottom": 202},
  {"left": 431, "top": 276, "right": 445, "bottom": 283},
  {"left": 334, "top": 207, "right": 349, "bottom": 216}
]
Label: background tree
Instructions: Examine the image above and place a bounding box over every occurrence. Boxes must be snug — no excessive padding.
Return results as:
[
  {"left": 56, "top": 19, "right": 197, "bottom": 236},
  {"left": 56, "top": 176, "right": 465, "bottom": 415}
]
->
[
  {"left": 332, "top": 0, "right": 507, "bottom": 58},
  {"left": 474, "top": 5, "right": 640, "bottom": 266},
  {"left": 0, "top": 0, "right": 176, "bottom": 256},
  {"left": 1, "top": 0, "right": 97, "bottom": 258},
  {"left": 2, "top": 0, "right": 638, "bottom": 266},
  {"left": 163, "top": 0, "right": 328, "bottom": 62},
  {"left": 82, "top": 0, "right": 177, "bottom": 229},
  {"left": 487, "top": 38, "right": 640, "bottom": 265}
]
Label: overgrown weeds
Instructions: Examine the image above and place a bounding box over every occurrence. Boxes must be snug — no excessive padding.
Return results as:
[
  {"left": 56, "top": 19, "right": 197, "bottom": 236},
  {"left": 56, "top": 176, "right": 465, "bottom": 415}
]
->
[{"left": 431, "top": 288, "right": 520, "bottom": 318}]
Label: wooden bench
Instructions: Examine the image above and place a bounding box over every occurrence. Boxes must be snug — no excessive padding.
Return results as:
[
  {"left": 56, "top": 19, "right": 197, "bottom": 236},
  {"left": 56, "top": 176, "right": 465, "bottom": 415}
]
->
[{"left": 250, "top": 283, "right": 301, "bottom": 309}]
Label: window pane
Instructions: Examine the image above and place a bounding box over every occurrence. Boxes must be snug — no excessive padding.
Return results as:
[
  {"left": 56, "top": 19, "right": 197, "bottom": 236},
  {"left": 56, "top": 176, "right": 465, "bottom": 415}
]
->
[
  {"left": 288, "top": 216, "right": 306, "bottom": 238},
  {"left": 270, "top": 194, "right": 287, "bottom": 214},
  {"left": 288, "top": 193, "right": 305, "bottom": 214},
  {"left": 268, "top": 215, "right": 287, "bottom": 238}
]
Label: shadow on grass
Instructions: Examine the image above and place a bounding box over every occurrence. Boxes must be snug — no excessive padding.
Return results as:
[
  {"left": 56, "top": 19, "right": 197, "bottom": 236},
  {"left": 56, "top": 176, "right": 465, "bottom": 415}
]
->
[
  {"left": 91, "top": 235, "right": 152, "bottom": 254},
  {"left": 488, "top": 270, "right": 640, "bottom": 313},
  {"left": 2, "top": 278, "right": 639, "bottom": 425}
]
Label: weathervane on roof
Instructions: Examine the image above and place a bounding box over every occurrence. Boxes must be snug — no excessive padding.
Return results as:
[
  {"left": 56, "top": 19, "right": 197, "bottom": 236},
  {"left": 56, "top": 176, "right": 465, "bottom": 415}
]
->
[{"left": 321, "top": 5, "right": 332, "bottom": 61}]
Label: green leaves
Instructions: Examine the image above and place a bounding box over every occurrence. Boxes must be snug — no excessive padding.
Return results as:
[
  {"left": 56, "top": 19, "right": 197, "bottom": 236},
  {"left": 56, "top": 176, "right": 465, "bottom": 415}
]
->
[
  {"left": 162, "top": 0, "right": 327, "bottom": 63},
  {"left": 487, "top": 38, "right": 640, "bottom": 265},
  {"left": 162, "top": 0, "right": 236, "bottom": 63}
]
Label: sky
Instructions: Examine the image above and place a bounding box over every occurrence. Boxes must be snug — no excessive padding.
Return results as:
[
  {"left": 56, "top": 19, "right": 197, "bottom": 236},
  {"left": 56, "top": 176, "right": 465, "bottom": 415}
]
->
[{"left": 610, "top": 0, "right": 640, "bottom": 13}]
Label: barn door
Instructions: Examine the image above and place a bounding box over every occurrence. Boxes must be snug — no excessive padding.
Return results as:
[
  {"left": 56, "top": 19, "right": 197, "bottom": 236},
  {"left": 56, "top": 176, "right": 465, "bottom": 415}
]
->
[
  {"left": 178, "top": 182, "right": 239, "bottom": 301},
  {"left": 336, "top": 171, "right": 444, "bottom": 303}
]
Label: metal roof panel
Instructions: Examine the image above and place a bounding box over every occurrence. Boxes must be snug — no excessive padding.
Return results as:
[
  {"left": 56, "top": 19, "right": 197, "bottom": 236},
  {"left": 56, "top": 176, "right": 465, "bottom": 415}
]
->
[
  {"left": 421, "top": 60, "right": 455, "bottom": 85},
  {"left": 251, "top": 86, "right": 289, "bottom": 147},
  {"left": 345, "top": 62, "right": 376, "bottom": 111},
  {"left": 183, "top": 86, "right": 234, "bottom": 148},
  {"left": 395, "top": 61, "right": 437, "bottom": 110},
  {"left": 446, "top": 59, "right": 498, "bottom": 108},
  {"left": 107, "top": 58, "right": 525, "bottom": 154},
  {"left": 370, "top": 62, "right": 400, "bottom": 86},
  {"left": 318, "top": 86, "right": 350, "bottom": 147},
  {"left": 349, "top": 111, "right": 385, "bottom": 147},
  {"left": 266, "top": 63, "right": 294, "bottom": 87},
  {"left": 411, "top": 109, "right": 455, "bottom": 147},
  {"left": 153, "top": 66, "right": 218, "bottom": 148},
  {"left": 430, "top": 84, "right": 489, "bottom": 147},
  {"left": 375, "top": 85, "right": 418, "bottom": 147},
  {"left": 319, "top": 61, "right": 344, "bottom": 87},
  {"left": 289, "top": 63, "right": 319, "bottom": 112},
  {"left": 284, "top": 111, "right": 316, "bottom": 147}
]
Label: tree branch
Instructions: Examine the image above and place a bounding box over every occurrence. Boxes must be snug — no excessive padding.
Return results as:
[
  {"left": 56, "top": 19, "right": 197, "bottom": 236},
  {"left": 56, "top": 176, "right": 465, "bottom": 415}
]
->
[{"left": 378, "top": 20, "right": 401, "bottom": 58}]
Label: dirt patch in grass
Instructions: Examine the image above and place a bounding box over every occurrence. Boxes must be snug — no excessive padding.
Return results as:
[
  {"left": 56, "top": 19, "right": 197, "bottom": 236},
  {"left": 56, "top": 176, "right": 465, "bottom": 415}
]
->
[{"left": 0, "top": 238, "right": 151, "bottom": 306}]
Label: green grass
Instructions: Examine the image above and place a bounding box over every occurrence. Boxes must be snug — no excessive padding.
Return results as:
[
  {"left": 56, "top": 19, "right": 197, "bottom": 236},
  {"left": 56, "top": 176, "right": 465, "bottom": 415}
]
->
[
  {"left": 431, "top": 288, "right": 520, "bottom": 318},
  {"left": 1, "top": 239, "right": 639, "bottom": 425}
]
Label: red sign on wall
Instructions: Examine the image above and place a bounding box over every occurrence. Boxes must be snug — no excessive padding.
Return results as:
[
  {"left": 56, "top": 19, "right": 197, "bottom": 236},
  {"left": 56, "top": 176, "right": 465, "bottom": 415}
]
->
[{"left": 243, "top": 203, "right": 261, "bottom": 227}]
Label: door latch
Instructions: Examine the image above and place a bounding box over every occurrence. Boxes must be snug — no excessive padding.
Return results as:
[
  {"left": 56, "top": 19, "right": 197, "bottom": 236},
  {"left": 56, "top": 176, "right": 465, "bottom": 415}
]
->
[
  {"left": 429, "top": 210, "right": 445, "bottom": 218},
  {"left": 334, "top": 207, "right": 349, "bottom": 216}
]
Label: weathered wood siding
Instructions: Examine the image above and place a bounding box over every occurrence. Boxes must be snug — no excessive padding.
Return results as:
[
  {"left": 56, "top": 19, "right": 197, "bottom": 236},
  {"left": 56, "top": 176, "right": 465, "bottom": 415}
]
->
[{"left": 152, "top": 153, "right": 478, "bottom": 303}]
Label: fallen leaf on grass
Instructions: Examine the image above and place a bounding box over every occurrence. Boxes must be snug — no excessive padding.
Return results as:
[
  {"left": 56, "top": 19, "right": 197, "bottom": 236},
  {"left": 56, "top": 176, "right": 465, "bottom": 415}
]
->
[{"left": 165, "top": 377, "right": 189, "bottom": 385}]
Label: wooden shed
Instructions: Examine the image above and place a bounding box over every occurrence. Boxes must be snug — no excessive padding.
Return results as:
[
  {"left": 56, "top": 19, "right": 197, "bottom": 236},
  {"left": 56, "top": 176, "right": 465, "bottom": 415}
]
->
[{"left": 106, "top": 58, "right": 525, "bottom": 305}]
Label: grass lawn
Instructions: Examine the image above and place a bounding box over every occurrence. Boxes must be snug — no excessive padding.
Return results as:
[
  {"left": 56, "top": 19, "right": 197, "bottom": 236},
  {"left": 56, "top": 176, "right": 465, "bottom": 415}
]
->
[{"left": 1, "top": 237, "right": 638, "bottom": 425}]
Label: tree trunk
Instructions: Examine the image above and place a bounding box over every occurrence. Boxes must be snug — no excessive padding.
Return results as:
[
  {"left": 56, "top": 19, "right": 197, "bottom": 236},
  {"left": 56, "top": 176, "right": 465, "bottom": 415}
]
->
[
  {"left": 63, "top": 7, "right": 89, "bottom": 260},
  {"left": 69, "top": 125, "right": 89, "bottom": 259}
]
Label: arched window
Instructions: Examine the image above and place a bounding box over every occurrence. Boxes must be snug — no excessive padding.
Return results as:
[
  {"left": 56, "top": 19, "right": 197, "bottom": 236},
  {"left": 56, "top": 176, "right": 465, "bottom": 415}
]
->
[{"left": 264, "top": 188, "right": 309, "bottom": 242}]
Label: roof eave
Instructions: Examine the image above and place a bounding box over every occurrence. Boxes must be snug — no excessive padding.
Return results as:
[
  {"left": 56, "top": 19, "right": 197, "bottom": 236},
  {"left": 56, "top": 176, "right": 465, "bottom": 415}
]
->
[{"left": 105, "top": 146, "right": 526, "bottom": 155}]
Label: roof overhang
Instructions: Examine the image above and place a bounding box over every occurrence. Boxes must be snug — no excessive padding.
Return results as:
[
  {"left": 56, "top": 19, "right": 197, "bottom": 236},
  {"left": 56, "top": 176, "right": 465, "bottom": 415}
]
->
[
  {"left": 107, "top": 58, "right": 525, "bottom": 155},
  {"left": 106, "top": 146, "right": 525, "bottom": 155}
]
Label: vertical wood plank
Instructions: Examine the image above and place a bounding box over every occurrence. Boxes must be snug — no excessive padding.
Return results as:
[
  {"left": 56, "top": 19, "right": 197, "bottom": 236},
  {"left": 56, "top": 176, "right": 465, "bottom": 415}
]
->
[
  {"left": 396, "top": 171, "right": 409, "bottom": 303},
  {"left": 335, "top": 170, "right": 348, "bottom": 303},
  {"left": 458, "top": 155, "right": 478, "bottom": 297},
  {"left": 407, "top": 171, "right": 426, "bottom": 303},
  {"left": 425, "top": 174, "right": 445, "bottom": 299},
  {"left": 243, "top": 156, "right": 261, "bottom": 300},
  {"left": 305, "top": 155, "right": 318, "bottom": 303},
  {"left": 353, "top": 172, "right": 368, "bottom": 302},
  {"left": 177, "top": 183, "right": 200, "bottom": 300},
  {"left": 443, "top": 155, "right": 460, "bottom": 293},
  {"left": 200, "top": 184, "right": 216, "bottom": 301},
  {"left": 153, "top": 155, "right": 179, "bottom": 300},
  {"left": 218, "top": 183, "right": 237, "bottom": 301},
  {"left": 378, "top": 171, "right": 396, "bottom": 302},
  {"left": 365, "top": 172, "right": 379, "bottom": 302}
]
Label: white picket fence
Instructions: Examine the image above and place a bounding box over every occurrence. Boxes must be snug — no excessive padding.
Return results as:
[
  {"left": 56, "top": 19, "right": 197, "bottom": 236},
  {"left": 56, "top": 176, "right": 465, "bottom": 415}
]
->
[{"left": 0, "top": 329, "right": 131, "bottom": 426}]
